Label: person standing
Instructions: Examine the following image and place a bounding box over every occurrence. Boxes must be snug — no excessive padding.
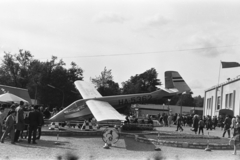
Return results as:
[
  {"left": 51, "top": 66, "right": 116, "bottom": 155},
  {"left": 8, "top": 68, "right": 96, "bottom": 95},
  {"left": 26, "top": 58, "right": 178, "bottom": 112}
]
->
[
  {"left": 43, "top": 107, "right": 51, "bottom": 119},
  {"left": 212, "top": 116, "right": 218, "bottom": 130},
  {"left": 0, "top": 107, "right": 5, "bottom": 138},
  {"left": 168, "top": 114, "right": 172, "bottom": 127},
  {"left": 232, "top": 116, "right": 240, "bottom": 155},
  {"left": 231, "top": 116, "right": 237, "bottom": 138},
  {"left": 206, "top": 116, "right": 212, "bottom": 130},
  {"left": 36, "top": 106, "right": 44, "bottom": 140},
  {"left": 14, "top": 101, "right": 25, "bottom": 143},
  {"left": 176, "top": 114, "right": 183, "bottom": 132},
  {"left": 1, "top": 111, "right": 15, "bottom": 144},
  {"left": 191, "top": 115, "right": 199, "bottom": 134},
  {"left": 222, "top": 115, "right": 231, "bottom": 138},
  {"left": 218, "top": 115, "right": 224, "bottom": 130},
  {"left": 28, "top": 105, "right": 41, "bottom": 144},
  {"left": 7, "top": 104, "right": 16, "bottom": 117},
  {"left": 198, "top": 117, "right": 204, "bottom": 135}
]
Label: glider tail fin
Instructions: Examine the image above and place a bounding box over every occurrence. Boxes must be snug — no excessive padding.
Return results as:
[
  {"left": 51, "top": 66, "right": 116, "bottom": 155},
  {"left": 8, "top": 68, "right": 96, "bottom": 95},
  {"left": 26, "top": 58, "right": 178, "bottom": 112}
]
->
[{"left": 165, "top": 71, "right": 191, "bottom": 94}]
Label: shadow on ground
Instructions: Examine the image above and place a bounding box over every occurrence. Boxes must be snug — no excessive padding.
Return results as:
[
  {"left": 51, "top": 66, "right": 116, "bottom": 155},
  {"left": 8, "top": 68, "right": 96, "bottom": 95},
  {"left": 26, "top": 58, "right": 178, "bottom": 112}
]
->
[
  {"left": 123, "top": 137, "right": 156, "bottom": 151},
  {"left": 8, "top": 139, "right": 74, "bottom": 150}
]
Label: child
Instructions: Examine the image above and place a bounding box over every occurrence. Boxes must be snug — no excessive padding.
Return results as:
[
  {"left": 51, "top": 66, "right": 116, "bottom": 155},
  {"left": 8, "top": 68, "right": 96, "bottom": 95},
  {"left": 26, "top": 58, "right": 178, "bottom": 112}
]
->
[{"left": 1, "top": 111, "right": 15, "bottom": 144}]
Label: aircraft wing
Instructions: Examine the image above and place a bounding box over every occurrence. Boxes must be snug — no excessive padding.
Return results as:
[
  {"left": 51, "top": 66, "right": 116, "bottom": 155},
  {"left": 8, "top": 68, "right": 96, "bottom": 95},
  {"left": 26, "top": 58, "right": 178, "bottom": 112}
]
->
[
  {"left": 74, "top": 81, "right": 102, "bottom": 99},
  {"left": 86, "top": 100, "right": 126, "bottom": 122}
]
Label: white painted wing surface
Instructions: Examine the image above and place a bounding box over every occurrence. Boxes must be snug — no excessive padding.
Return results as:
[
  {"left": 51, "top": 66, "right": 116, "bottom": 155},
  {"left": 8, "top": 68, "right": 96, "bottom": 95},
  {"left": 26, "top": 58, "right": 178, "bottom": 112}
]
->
[
  {"left": 86, "top": 100, "right": 126, "bottom": 122},
  {"left": 74, "top": 81, "right": 102, "bottom": 99}
]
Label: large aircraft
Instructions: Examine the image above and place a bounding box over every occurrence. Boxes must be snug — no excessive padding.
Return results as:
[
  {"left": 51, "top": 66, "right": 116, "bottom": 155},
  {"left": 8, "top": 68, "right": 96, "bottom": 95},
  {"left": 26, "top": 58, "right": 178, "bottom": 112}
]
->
[{"left": 49, "top": 71, "right": 191, "bottom": 122}]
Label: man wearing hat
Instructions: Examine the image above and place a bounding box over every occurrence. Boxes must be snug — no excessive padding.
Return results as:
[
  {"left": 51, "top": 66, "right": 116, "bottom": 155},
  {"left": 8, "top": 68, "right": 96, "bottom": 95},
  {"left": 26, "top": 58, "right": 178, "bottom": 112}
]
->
[{"left": 1, "top": 110, "right": 15, "bottom": 144}]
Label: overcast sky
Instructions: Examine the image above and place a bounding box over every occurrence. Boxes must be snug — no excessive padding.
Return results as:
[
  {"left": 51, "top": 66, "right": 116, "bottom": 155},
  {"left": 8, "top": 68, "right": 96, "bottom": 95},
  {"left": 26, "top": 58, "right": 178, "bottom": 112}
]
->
[{"left": 0, "top": 0, "right": 240, "bottom": 97}]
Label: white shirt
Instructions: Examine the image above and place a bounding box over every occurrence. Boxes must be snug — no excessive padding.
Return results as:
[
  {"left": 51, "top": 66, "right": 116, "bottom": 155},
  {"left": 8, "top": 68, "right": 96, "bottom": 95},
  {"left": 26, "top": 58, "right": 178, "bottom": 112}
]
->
[{"left": 232, "top": 118, "right": 236, "bottom": 128}]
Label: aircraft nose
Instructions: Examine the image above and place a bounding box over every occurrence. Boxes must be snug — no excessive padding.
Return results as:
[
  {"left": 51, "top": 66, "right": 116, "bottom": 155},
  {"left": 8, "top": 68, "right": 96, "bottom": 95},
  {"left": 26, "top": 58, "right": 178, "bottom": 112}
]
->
[{"left": 49, "top": 110, "right": 66, "bottom": 122}]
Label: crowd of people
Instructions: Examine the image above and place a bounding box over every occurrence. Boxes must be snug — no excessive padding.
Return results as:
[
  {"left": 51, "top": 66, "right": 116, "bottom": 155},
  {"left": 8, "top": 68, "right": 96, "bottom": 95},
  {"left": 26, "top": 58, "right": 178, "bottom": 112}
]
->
[
  {"left": 126, "top": 112, "right": 240, "bottom": 154},
  {"left": 158, "top": 113, "right": 240, "bottom": 154},
  {"left": 0, "top": 103, "right": 239, "bottom": 153},
  {"left": 156, "top": 113, "right": 239, "bottom": 136},
  {"left": 0, "top": 101, "right": 61, "bottom": 145}
]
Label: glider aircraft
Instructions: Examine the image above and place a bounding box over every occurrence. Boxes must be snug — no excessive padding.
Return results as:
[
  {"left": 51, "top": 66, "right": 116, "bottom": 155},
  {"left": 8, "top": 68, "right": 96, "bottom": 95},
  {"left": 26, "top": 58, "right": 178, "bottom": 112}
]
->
[{"left": 50, "top": 71, "right": 191, "bottom": 122}]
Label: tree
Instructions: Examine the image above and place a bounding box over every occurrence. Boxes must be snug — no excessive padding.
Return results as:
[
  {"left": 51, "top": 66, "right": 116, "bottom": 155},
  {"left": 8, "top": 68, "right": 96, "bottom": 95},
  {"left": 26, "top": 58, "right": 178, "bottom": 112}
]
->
[
  {"left": 0, "top": 50, "right": 84, "bottom": 109},
  {"left": 193, "top": 95, "right": 204, "bottom": 107},
  {"left": 0, "top": 50, "right": 33, "bottom": 88},
  {"left": 40, "top": 57, "right": 83, "bottom": 109},
  {"left": 121, "top": 68, "right": 161, "bottom": 94},
  {"left": 91, "top": 67, "right": 112, "bottom": 88},
  {"left": 91, "top": 67, "right": 120, "bottom": 96},
  {"left": 176, "top": 94, "right": 195, "bottom": 106}
]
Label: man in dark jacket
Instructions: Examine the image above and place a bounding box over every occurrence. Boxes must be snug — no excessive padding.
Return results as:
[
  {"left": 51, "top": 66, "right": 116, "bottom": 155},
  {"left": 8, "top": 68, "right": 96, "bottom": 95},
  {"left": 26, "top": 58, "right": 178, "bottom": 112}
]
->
[
  {"left": 28, "top": 105, "right": 41, "bottom": 144},
  {"left": 222, "top": 115, "right": 231, "bottom": 138},
  {"left": 191, "top": 115, "right": 199, "bottom": 134},
  {"left": 36, "top": 106, "right": 44, "bottom": 140}
]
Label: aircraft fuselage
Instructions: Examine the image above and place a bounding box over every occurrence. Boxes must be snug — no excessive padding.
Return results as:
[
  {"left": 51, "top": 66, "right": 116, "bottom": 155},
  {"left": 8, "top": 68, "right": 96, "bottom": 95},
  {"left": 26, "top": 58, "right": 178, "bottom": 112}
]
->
[{"left": 52, "top": 89, "right": 170, "bottom": 122}]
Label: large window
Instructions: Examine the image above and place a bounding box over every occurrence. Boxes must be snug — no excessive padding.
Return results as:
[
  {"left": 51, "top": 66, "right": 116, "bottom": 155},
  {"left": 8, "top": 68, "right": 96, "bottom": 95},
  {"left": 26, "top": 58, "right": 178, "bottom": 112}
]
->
[
  {"left": 225, "top": 94, "right": 229, "bottom": 108},
  {"left": 207, "top": 97, "right": 212, "bottom": 111},
  {"left": 217, "top": 96, "right": 221, "bottom": 110},
  {"left": 225, "top": 92, "right": 235, "bottom": 109},
  {"left": 229, "top": 93, "right": 233, "bottom": 108},
  {"left": 207, "top": 98, "right": 210, "bottom": 109}
]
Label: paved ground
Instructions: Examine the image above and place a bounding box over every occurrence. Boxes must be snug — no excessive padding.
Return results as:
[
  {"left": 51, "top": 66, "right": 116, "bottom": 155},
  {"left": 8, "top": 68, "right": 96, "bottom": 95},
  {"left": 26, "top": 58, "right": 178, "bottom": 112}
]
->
[
  {"left": 155, "top": 125, "right": 229, "bottom": 138},
  {"left": 0, "top": 135, "right": 239, "bottom": 160},
  {"left": 0, "top": 125, "right": 239, "bottom": 160}
]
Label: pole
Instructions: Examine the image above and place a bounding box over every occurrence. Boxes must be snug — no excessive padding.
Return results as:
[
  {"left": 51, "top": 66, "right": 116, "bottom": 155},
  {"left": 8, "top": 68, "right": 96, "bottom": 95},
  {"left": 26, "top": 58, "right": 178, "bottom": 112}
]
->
[{"left": 217, "top": 61, "right": 222, "bottom": 86}]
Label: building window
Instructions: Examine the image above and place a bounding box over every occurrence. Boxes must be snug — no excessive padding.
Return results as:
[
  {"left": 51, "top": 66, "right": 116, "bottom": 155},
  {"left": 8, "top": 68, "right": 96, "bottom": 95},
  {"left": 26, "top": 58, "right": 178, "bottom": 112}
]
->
[
  {"left": 229, "top": 93, "right": 233, "bottom": 108},
  {"left": 233, "top": 90, "right": 236, "bottom": 110},
  {"left": 225, "top": 94, "right": 229, "bottom": 108},
  {"left": 207, "top": 97, "right": 212, "bottom": 114},
  {"left": 217, "top": 96, "right": 221, "bottom": 110},
  {"left": 207, "top": 98, "right": 210, "bottom": 109}
]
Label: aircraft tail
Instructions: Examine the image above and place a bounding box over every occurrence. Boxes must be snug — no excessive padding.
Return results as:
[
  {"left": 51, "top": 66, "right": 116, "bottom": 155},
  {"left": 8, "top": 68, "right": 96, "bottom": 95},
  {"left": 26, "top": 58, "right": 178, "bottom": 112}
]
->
[{"left": 165, "top": 71, "right": 191, "bottom": 94}]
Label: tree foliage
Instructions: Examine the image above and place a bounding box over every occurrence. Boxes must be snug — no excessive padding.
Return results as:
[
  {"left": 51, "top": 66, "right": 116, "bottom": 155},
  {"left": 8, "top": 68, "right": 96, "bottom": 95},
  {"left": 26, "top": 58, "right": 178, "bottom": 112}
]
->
[
  {"left": 91, "top": 67, "right": 120, "bottom": 96},
  {"left": 121, "top": 68, "right": 161, "bottom": 94},
  {"left": 0, "top": 50, "right": 83, "bottom": 109},
  {"left": 176, "top": 94, "right": 195, "bottom": 106},
  {"left": 0, "top": 49, "right": 198, "bottom": 111},
  {"left": 193, "top": 95, "right": 204, "bottom": 107}
]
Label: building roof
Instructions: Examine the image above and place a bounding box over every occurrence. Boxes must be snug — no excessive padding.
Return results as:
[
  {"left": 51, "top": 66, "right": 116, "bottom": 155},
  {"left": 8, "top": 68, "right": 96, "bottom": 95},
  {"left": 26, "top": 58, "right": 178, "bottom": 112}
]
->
[
  {"left": 0, "top": 85, "right": 32, "bottom": 104},
  {"left": 205, "top": 75, "right": 240, "bottom": 92}
]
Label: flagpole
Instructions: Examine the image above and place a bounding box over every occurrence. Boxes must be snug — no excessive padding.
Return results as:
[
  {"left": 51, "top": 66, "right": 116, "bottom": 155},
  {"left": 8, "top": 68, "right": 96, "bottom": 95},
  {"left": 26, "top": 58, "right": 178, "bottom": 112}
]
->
[
  {"left": 215, "top": 61, "right": 222, "bottom": 111},
  {"left": 217, "top": 61, "right": 222, "bottom": 86}
]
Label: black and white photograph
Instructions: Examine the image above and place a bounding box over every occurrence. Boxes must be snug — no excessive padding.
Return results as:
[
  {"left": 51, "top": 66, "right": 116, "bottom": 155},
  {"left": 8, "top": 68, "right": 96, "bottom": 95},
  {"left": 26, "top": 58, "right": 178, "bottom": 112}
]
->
[{"left": 0, "top": 0, "right": 240, "bottom": 160}]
